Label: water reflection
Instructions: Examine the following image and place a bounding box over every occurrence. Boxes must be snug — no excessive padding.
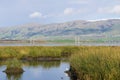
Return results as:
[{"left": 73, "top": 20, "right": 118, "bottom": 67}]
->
[
  {"left": 23, "top": 61, "right": 60, "bottom": 69},
  {"left": 0, "top": 60, "right": 70, "bottom": 80},
  {"left": 0, "top": 41, "right": 120, "bottom": 46},
  {"left": 6, "top": 73, "right": 23, "bottom": 80}
]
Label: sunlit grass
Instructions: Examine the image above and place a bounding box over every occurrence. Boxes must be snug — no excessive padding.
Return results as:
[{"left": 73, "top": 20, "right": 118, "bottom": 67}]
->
[
  {"left": 70, "top": 46, "right": 120, "bottom": 80},
  {"left": 0, "top": 46, "right": 78, "bottom": 59}
]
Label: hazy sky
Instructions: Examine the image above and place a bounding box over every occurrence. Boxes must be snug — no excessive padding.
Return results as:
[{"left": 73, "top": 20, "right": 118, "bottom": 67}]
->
[{"left": 0, "top": 0, "right": 120, "bottom": 27}]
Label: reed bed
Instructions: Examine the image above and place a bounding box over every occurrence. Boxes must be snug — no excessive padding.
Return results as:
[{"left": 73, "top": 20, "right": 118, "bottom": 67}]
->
[
  {"left": 70, "top": 46, "right": 120, "bottom": 80},
  {"left": 0, "top": 46, "right": 78, "bottom": 59}
]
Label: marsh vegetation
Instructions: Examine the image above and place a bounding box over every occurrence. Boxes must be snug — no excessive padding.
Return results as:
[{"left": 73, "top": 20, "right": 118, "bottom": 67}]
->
[
  {"left": 3, "top": 58, "right": 24, "bottom": 74},
  {"left": 70, "top": 46, "right": 120, "bottom": 80},
  {"left": 0, "top": 46, "right": 120, "bottom": 80},
  {"left": 0, "top": 46, "right": 78, "bottom": 60}
]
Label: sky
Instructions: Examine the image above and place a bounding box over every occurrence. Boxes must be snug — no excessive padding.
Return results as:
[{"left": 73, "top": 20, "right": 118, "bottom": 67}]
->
[{"left": 0, "top": 0, "right": 120, "bottom": 27}]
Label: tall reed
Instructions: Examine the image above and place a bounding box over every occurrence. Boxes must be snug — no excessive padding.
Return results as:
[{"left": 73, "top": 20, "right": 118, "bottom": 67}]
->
[{"left": 70, "top": 46, "right": 120, "bottom": 80}]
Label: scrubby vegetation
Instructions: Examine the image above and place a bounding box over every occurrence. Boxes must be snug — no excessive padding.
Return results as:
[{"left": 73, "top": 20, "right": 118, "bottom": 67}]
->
[{"left": 70, "top": 46, "right": 120, "bottom": 80}]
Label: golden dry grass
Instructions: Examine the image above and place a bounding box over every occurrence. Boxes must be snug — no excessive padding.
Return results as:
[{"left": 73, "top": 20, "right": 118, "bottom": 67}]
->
[{"left": 70, "top": 46, "right": 120, "bottom": 80}]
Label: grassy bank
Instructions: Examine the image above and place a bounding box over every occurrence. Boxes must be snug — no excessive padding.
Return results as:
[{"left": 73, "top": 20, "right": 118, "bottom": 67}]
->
[
  {"left": 70, "top": 46, "right": 120, "bottom": 80},
  {"left": 0, "top": 46, "right": 78, "bottom": 59}
]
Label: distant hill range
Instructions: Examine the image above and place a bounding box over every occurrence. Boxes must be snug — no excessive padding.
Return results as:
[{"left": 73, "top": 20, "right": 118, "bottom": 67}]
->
[{"left": 0, "top": 19, "right": 120, "bottom": 40}]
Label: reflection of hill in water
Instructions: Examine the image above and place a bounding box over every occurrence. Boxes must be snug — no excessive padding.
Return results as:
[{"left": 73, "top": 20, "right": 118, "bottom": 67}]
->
[{"left": 23, "top": 61, "right": 61, "bottom": 69}]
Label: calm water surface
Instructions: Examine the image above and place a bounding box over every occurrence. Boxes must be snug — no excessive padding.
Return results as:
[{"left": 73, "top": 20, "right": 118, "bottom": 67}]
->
[
  {"left": 0, "top": 61, "right": 71, "bottom": 80},
  {"left": 0, "top": 42, "right": 120, "bottom": 46}
]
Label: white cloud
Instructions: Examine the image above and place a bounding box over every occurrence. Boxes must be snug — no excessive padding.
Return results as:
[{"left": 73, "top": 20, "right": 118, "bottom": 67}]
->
[
  {"left": 29, "top": 12, "right": 56, "bottom": 18},
  {"left": 64, "top": 8, "right": 74, "bottom": 15},
  {"left": 63, "top": 8, "right": 83, "bottom": 15},
  {"left": 29, "top": 8, "right": 84, "bottom": 19},
  {"left": 98, "top": 5, "right": 120, "bottom": 14},
  {"left": 29, "top": 12, "right": 43, "bottom": 18},
  {"left": 111, "top": 5, "right": 120, "bottom": 14}
]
